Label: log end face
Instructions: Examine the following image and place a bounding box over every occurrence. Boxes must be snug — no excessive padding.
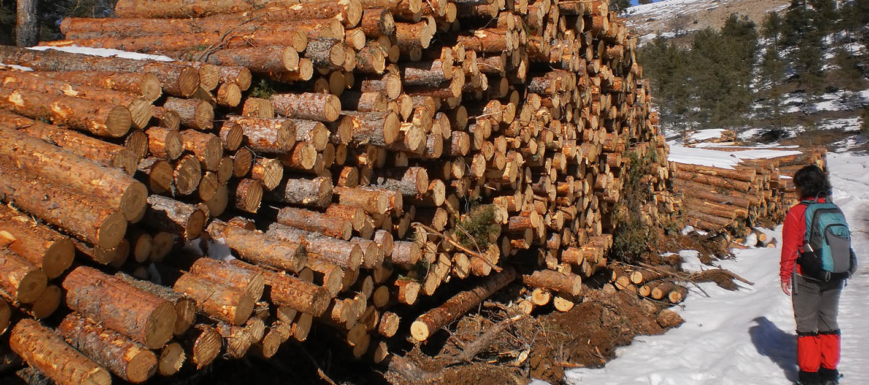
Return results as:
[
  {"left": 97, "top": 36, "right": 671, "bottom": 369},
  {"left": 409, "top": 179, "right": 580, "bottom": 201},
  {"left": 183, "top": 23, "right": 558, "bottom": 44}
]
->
[
  {"left": 325, "top": 95, "right": 342, "bottom": 122},
  {"left": 145, "top": 301, "right": 177, "bottom": 350},
  {"left": 16, "top": 268, "right": 48, "bottom": 304},
  {"left": 341, "top": 220, "right": 354, "bottom": 241},
  {"left": 185, "top": 209, "right": 207, "bottom": 240},
  {"left": 410, "top": 320, "right": 429, "bottom": 342},
  {"left": 43, "top": 238, "right": 75, "bottom": 279},
  {"left": 310, "top": 287, "right": 331, "bottom": 317},
  {"left": 98, "top": 212, "right": 128, "bottom": 249},
  {"left": 126, "top": 349, "right": 158, "bottom": 383},
  {"left": 30, "top": 284, "right": 61, "bottom": 319},
  {"left": 174, "top": 298, "right": 197, "bottom": 336},
  {"left": 141, "top": 73, "right": 163, "bottom": 102},
  {"left": 234, "top": 294, "right": 256, "bottom": 326},
  {"left": 106, "top": 106, "right": 133, "bottom": 138},
  {"left": 123, "top": 181, "right": 150, "bottom": 222},
  {"left": 178, "top": 67, "right": 201, "bottom": 98},
  {"left": 192, "top": 326, "right": 222, "bottom": 368}
]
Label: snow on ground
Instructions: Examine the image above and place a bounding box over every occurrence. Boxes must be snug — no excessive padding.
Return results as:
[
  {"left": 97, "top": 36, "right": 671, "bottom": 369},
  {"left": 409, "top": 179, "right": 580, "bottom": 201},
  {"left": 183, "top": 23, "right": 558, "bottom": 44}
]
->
[
  {"left": 29, "top": 46, "right": 174, "bottom": 62},
  {"left": 685, "top": 129, "right": 728, "bottom": 142},
  {"left": 556, "top": 152, "right": 869, "bottom": 385},
  {"left": 0, "top": 63, "right": 33, "bottom": 71},
  {"left": 668, "top": 145, "right": 803, "bottom": 169}
]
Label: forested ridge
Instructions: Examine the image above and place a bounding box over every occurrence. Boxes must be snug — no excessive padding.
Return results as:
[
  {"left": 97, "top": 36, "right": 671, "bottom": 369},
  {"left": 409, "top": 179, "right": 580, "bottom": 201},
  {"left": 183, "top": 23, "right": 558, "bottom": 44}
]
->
[{"left": 636, "top": 0, "right": 869, "bottom": 134}]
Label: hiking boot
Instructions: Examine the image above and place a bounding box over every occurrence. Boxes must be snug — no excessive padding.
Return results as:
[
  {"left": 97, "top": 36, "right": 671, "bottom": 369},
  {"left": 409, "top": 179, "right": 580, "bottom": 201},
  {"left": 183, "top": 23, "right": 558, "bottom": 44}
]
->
[
  {"left": 798, "top": 370, "right": 821, "bottom": 385},
  {"left": 818, "top": 367, "right": 840, "bottom": 385}
]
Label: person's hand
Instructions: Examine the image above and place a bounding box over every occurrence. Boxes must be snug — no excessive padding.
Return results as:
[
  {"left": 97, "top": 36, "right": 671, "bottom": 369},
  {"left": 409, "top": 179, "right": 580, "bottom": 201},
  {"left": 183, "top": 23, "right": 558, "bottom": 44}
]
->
[{"left": 781, "top": 281, "right": 791, "bottom": 296}]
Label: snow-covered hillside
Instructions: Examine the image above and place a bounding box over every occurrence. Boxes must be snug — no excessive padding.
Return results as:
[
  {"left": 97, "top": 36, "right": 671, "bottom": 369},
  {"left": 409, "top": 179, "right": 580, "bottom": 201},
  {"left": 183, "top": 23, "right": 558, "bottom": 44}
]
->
[
  {"left": 558, "top": 151, "right": 869, "bottom": 385},
  {"left": 623, "top": 0, "right": 789, "bottom": 40}
]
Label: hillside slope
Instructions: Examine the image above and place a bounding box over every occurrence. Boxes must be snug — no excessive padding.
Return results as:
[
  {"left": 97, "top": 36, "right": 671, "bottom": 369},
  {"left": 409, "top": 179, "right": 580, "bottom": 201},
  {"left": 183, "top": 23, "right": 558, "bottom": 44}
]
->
[{"left": 623, "top": 0, "right": 790, "bottom": 39}]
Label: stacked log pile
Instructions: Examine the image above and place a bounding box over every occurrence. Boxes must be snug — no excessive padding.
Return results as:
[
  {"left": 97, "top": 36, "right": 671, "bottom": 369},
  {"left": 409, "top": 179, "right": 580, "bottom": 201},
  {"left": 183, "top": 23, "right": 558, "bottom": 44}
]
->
[
  {"left": 670, "top": 147, "right": 827, "bottom": 234},
  {"left": 682, "top": 128, "right": 738, "bottom": 146},
  {"left": 0, "top": 0, "right": 679, "bottom": 382}
]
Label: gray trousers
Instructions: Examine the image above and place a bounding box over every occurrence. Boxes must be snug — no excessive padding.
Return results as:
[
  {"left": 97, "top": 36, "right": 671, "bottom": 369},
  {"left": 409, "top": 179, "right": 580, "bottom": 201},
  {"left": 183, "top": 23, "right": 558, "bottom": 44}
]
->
[{"left": 792, "top": 274, "right": 843, "bottom": 334}]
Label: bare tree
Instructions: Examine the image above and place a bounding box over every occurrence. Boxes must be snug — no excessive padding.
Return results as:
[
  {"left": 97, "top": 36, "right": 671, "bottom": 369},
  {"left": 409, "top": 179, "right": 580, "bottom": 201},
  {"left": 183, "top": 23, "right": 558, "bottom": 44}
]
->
[{"left": 16, "top": 0, "right": 38, "bottom": 47}]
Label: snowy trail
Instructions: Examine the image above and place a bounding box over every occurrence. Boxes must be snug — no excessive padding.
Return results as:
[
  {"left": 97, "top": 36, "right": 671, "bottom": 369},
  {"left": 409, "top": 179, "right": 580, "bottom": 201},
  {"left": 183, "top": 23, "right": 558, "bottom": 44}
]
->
[{"left": 562, "top": 153, "right": 869, "bottom": 385}]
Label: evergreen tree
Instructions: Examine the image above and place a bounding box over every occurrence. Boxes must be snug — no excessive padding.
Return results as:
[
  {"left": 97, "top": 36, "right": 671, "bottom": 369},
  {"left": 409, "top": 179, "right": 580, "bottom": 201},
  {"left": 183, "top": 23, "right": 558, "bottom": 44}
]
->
[
  {"left": 762, "top": 11, "right": 783, "bottom": 44},
  {"left": 829, "top": 48, "right": 868, "bottom": 91},
  {"left": 761, "top": 46, "right": 787, "bottom": 128},
  {"left": 638, "top": 0, "right": 652, "bottom": 5}
]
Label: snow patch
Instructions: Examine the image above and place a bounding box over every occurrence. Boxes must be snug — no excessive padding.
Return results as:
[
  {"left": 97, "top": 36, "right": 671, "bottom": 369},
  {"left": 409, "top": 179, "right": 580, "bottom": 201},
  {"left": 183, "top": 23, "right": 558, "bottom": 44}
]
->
[
  {"left": 668, "top": 145, "right": 802, "bottom": 169},
  {"left": 29, "top": 46, "right": 175, "bottom": 62},
  {"left": 0, "top": 63, "right": 33, "bottom": 71}
]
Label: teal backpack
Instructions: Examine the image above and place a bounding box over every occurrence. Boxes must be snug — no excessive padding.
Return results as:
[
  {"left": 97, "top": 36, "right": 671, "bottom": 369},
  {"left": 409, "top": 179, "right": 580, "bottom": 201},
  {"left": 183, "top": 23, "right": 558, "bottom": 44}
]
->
[{"left": 798, "top": 200, "right": 854, "bottom": 281}]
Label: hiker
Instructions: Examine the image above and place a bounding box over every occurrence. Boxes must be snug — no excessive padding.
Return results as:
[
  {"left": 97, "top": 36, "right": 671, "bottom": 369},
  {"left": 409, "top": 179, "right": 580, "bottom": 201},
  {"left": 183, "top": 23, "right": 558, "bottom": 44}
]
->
[{"left": 780, "top": 165, "right": 857, "bottom": 385}]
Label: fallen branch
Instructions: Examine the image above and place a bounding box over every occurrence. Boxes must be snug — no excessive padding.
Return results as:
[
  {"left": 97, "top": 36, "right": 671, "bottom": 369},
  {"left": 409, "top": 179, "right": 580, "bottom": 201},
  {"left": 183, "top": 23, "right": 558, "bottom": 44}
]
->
[
  {"left": 448, "top": 314, "right": 525, "bottom": 365},
  {"left": 412, "top": 223, "right": 502, "bottom": 273}
]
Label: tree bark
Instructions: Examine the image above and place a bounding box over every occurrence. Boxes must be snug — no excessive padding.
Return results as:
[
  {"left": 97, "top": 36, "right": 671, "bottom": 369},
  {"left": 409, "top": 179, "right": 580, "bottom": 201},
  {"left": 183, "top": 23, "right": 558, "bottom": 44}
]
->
[
  {"left": 276, "top": 207, "right": 354, "bottom": 240},
  {"left": 59, "top": 312, "right": 158, "bottom": 384},
  {"left": 266, "top": 176, "right": 333, "bottom": 208},
  {"left": 189, "top": 258, "right": 265, "bottom": 301},
  {"left": 272, "top": 92, "right": 341, "bottom": 122},
  {"left": 142, "top": 195, "right": 206, "bottom": 241},
  {"left": 266, "top": 223, "right": 362, "bottom": 270},
  {"left": 174, "top": 272, "right": 255, "bottom": 326},
  {"left": 227, "top": 116, "right": 296, "bottom": 154},
  {"left": 521, "top": 270, "right": 582, "bottom": 296},
  {"left": 206, "top": 219, "right": 307, "bottom": 273},
  {"left": 228, "top": 259, "right": 331, "bottom": 317},
  {"left": 16, "top": 0, "right": 38, "bottom": 47},
  {"left": 0, "top": 205, "right": 74, "bottom": 279},
  {"left": 115, "top": 272, "right": 197, "bottom": 336},
  {"left": 10, "top": 319, "right": 112, "bottom": 385},
  {"left": 63, "top": 266, "right": 176, "bottom": 349}
]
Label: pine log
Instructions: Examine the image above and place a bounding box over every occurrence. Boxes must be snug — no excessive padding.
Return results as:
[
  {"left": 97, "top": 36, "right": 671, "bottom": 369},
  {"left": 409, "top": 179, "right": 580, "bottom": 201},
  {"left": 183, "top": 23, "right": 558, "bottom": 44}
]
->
[
  {"left": 146, "top": 127, "right": 183, "bottom": 161},
  {"left": 183, "top": 324, "right": 222, "bottom": 369},
  {"left": 0, "top": 111, "right": 137, "bottom": 174},
  {"left": 0, "top": 46, "right": 199, "bottom": 97},
  {"left": 196, "top": 46, "right": 300, "bottom": 73},
  {"left": 59, "top": 312, "right": 158, "bottom": 383},
  {"left": 189, "top": 258, "right": 265, "bottom": 301},
  {"left": 228, "top": 259, "right": 331, "bottom": 317},
  {"left": 521, "top": 270, "right": 582, "bottom": 296},
  {"left": 142, "top": 195, "right": 206, "bottom": 241},
  {"left": 306, "top": 259, "right": 345, "bottom": 296},
  {"left": 266, "top": 223, "right": 362, "bottom": 270},
  {"left": 333, "top": 186, "right": 401, "bottom": 215},
  {"left": 38, "top": 71, "right": 162, "bottom": 102},
  {"left": 266, "top": 176, "right": 333, "bottom": 208},
  {"left": 114, "top": 272, "right": 196, "bottom": 336},
  {"left": 0, "top": 126, "right": 147, "bottom": 221},
  {"left": 373, "top": 167, "right": 429, "bottom": 195},
  {"left": 152, "top": 106, "right": 181, "bottom": 130},
  {"left": 63, "top": 266, "right": 176, "bottom": 349},
  {"left": 227, "top": 116, "right": 296, "bottom": 154},
  {"left": 206, "top": 219, "right": 307, "bottom": 273},
  {"left": 272, "top": 92, "right": 341, "bottom": 122},
  {"left": 0, "top": 166, "right": 127, "bottom": 249},
  {"left": 0, "top": 248, "right": 46, "bottom": 304},
  {"left": 411, "top": 266, "right": 516, "bottom": 341},
  {"left": 341, "top": 110, "right": 401, "bottom": 146},
  {"left": 174, "top": 272, "right": 255, "bottom": 326},
  {"left": 276, "top": 207, "right": 354, "bottom": 240},
  {"left": 0, "top": 205, "right": 74, "bottom": 279},
  {"left": 10, "top": 319, "right": 112, "bottom": 385},
  {"left": 165, "top": 97, "right": 213, "bottom": 131},
  {"left": 0, "top": 86, "right": 132, "bottom": 137}
]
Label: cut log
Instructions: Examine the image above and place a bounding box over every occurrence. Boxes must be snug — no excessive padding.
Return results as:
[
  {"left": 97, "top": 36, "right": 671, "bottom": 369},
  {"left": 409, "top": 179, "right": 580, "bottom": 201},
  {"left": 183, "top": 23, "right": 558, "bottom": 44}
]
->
[
  {"left": 59, "top": 312, "right": 158, "bottom": 384},
  {"left": 0, "top": 111, "right": 137, "bottom": 174},
  {"left": 189, "top": 258, "right": 265, "bottom": 301},
  {"left": 333, "top": 186, "right": 401, "bottom": 215},
  {"left": 142, "top": 195, "right": 206, "bottom": 241},
  {"left": 0, "top": 46, "right": 199, "bottom": 97},
  {"left": 266, "top": 176, "right": 333, "bottom": 208},
  {"left": 38, "top": 71, "right": 162, "bottom": 102},
  {"left": 276, "top": 207, "right": 354, "bottom": 240},
  {"left": 157, "top": 342, "right": 185, "bottom": 376},
  {"left": 227, "top": 116, "right": 296, "bottom": 154},
  {"left": 63, "top": 266, "right": 176, "bottom": 349},
  {"left": 0, "top": 166, "right": 127, "bottom": 249},
  {"left": 206, "top": 219, "right": 307, "bottom": 273},
  {"left": 251, "top": 158, "right": 284, "bottom": 191},
  {"left": 0, "top": 205, "right": 74, "bottom": 279},
  {"left": 174, "top": 272, "right": 255, "bottom": 326},
  {"left": 271, "top": 92, "right": 341, "bottom": 122},
  {"left": 152, "top": 106, "right": 181, "bottom": 130},
  {"left": 146, "top": 127, "right": 184, "bottom": 161},
  {"left": 115, "top": 272, "right": 197, "bottom": 336},
  {"left": 0, "top": 249, "right": 46, "bottom": 304},
  {"left": 411, "top": 265, "right": 516, "bottom": 341},
  {"left": 520, "top": 270, "right": 582, "bottom": 296},
  {"left": 0, "top": 126, "right": 148, "bottom": 221},
  {"left": 173, "top": 154, "right": 202, "bottom": 196},
  {"left": 228, "top": 259, "right": 331, "bottom": 317},
  {"left": 183, "top": 324, "right": 222, "bottom": 369},
  {"left": 266, "top": 223, "right": 362, "bottom": 270},
  {"left": 10, "top": 319, "right": 112, "bottom": 385},
  {"left": 0, "top": 88, "right": 131, "bottom": 138},
  {"left": 179, "top": 129, "right": 222, "bottom": 171}
]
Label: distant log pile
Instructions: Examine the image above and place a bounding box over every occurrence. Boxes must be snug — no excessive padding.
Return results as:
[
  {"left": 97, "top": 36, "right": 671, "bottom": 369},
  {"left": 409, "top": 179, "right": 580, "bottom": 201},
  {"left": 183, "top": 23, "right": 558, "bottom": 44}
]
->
[
  {"left": 682, "top": 128, "right": 738, "bottom": 146},
  {"left": 0, "top": 0, "right": 679, "bottom": 382},
  {"left": 670, "top": 147, "right": 827, "bottom": 234}
]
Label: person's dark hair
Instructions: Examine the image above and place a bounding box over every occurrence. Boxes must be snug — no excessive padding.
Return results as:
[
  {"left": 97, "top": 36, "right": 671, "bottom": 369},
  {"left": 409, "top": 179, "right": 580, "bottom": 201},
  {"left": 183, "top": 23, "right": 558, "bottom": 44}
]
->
[{"left": 793, "top": 165, "right": 831, "bottom": 199}]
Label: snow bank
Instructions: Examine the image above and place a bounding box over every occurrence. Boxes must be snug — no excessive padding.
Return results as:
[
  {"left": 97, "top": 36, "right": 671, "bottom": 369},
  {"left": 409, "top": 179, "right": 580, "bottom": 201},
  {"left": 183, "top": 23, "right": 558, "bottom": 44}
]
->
[
  {"left": 0, "top": 63, "right": 33, "bottom": 71},
  {"left": 29, "top": 46, "right": 175, "bottom": 62},
  {"left": 686, "top": 129, "right": 727, "bottom": 141}
]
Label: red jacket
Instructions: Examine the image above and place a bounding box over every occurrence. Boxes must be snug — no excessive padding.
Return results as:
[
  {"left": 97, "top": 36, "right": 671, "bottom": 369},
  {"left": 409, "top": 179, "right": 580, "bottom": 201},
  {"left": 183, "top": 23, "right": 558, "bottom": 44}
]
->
[{"left": 780, "top": 197, "right": 826, "bottom": 284}]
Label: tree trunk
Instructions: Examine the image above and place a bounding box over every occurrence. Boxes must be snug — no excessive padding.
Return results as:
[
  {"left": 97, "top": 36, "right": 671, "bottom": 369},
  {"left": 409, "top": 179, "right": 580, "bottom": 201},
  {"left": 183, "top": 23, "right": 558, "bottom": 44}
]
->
[
  {"left": 16, "top": 0, "right": 38, "bottom": 47},
  {"left": 271, "top": 92, "right": 341, "bottom": 122},
  {"left": 0, "top": 46, "right": 199, "bottom": 97},
  {"left": 38, "top": 71, "right": 163, "bottom": 102},
  {"left": 266, "top": 223, "right": 362, "bottom": 270},
  {"left": 206, "top": 219, "right": 307, "bottom": 273},
  {"left": 141, "top": 195, "right": 207, "bottom": 241},
  {"left": 226, "top": 116, "right": 296, "bottom": 154},
  {"left": 58, "top": 312, "right": 158, "bottom": 384},
  {"left": 0, "top": 165, "right": 127, "bottom": 249},
  {"left": 0, "top": 87, "right": 131, "bottom": 138},
  {"left": 228, "top": 259, "right": 331, "bottom": 317},
  {"left": 115, "top": 272, "right": 197, "bottom": 336},
  {"left": 62, "top": 266, "right": 176, "bottom": 349},
  {"left": 174, "top": 272, "right": 255, "bottom": 326},
  {"left": 411, "top": 265, "right": 516, "bottom": 341},
  {"left": 333, "top": 186, "right": 401, "bottom": 215},
  {"left": 276, "top": 207, "right": 354, "bottom": 240},
  {"left": 189, "top": 258, "right": 265, "bottom": 301},
  {"left": 0, "top": 205, "right": 74, "bottom": 279},
  {"left": 10, "top": 319, "right": 112, "bottom": 385}
]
